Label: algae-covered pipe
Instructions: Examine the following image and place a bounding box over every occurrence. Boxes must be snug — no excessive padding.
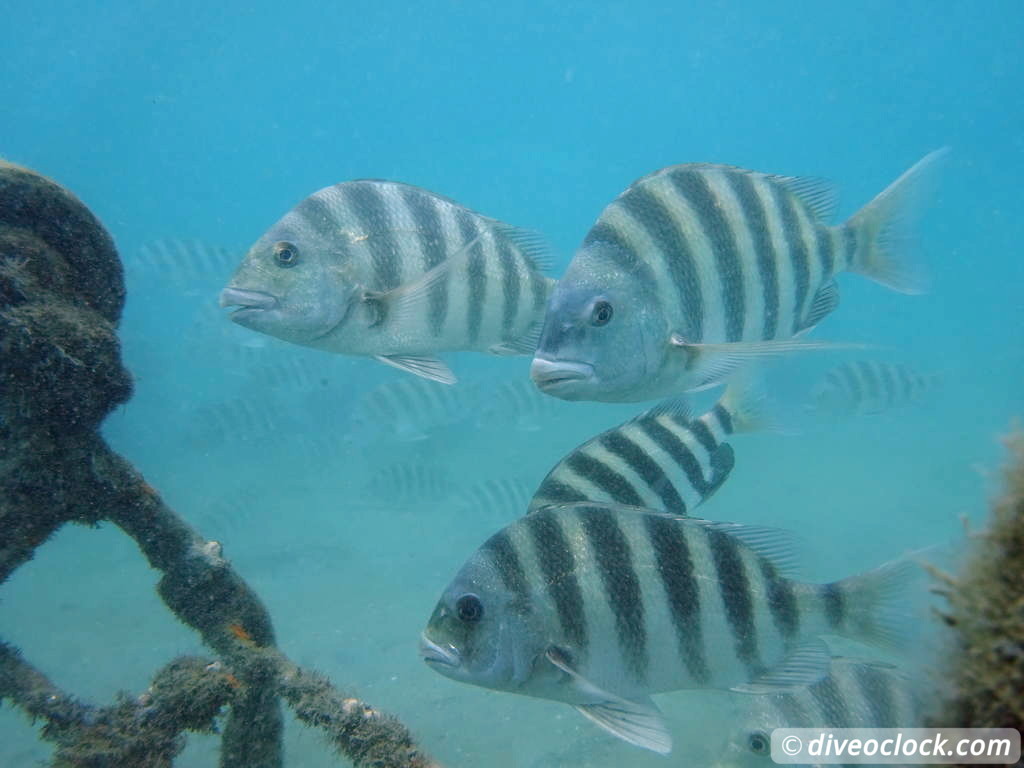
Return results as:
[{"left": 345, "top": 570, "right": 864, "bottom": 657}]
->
[{"left": 0, "top": 159, "right": 441, "bottom": 768}]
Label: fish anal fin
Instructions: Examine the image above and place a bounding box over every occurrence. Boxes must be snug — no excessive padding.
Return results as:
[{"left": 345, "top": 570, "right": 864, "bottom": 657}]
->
[
  {"left": 543, "top": 647, "right": 671, "bottom": 754},
  {"left": 731, "top": 638, "right": 831, "bottom": 694},
  {"left": 374, "top": 354, "right": 456, "bottom": 385}
]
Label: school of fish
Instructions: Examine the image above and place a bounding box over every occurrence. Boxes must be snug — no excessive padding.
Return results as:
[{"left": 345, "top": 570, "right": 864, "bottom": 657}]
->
[{"left": 210, "top": 151, "right": 947, "bottom": 755}]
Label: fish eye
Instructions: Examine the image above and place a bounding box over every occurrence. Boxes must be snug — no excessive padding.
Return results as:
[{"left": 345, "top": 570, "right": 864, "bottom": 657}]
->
[
  {"left": 274, "top": 241, "right": 300, "bottom": 268},
  {"left": 747, "top": 730, "right": 770, "bottom": 755},
  {"left": 455, "top": 593, "right": 484, "bottom": 623},
  {"left": 590, "top": 300, "right": 613, "bottom": 326}
]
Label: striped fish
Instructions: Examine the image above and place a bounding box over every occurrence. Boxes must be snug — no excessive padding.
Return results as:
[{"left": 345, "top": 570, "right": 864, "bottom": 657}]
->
[
  {"left": 718, "top": 657, "right": 920, "bottom": 768},
  {"left": 531, "top": 150, "right": 946, "bottom": 402},
  {"left": 458, "top": 478, "right": 534, "bottom": 523},
  {"left": 134, "top": 238, "right": 237, "bottom": 295},
  {"left": 478, "top": 378, "right": 566, "bottom": 432},
  {"left": 220, "top": 180, "right": 553, "bottom": 384},
  {"left": 362, "top": 463, "right": 456, "bottom": 505},
  {"left": 528, "top": 379, "right": 765, "bottom": 514},
  {"left": 808, "top": 361, "right": 940, "bottom": 417},
  {"left": 420, "top": 503, "right": 914, "bottom": 754},
  {"left": 350, "top": 376, "right": 478, "bottom": 442}
]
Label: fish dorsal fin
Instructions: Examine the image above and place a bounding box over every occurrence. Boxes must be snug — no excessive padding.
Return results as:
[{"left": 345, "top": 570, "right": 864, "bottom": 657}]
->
[
  {"left": 544, "top": 648, "right": 672, "bottom": 754},
  {"left": 633, "top": 395, "right": 692, "bottom": 425},
  {"left": 493, "top": 222, "right": 553, "bottom": 274},
  {"left": 797, "top": 280, "right": 841, "bottom": 334},
  {"left": 687, "top": 518, "right": 800, "bottom": 577},
  {"left": 373, "top": 354, "right": 457, "bottom": 385},
  {"left": 731, "top": 638, "right": 831, "bottom": 694},
  {"left": 769, "top": 174, "right": 839, "bottom": 223}
]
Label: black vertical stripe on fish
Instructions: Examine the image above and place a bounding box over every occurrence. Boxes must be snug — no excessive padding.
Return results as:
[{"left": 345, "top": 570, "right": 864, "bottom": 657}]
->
[
  {"left": 398, "top": 185, "right": 449, "bottom": 336},
  {"left": 481, "top": 529, "right": 530, "bottom": 598},
  {"left": 638, "top": 418, "right": 711, "bottom": 497},
  {"left": 839, "top": 363, "right": 862, "bottom": 402},
  {"left": 809, "top": 674, "right": 853, "bottom": 727},
  {"left": 730, "top": 173, "right": 780, "bottom": 339},
  {"left": 900, "top": 366, "right": 916, "bottom": 401},
  {"left": 566, "top": 453, "right": 646, "bottom": 507},
  {"left": 760, "top": 559, "right": 799, "bottom": 640},
  {"left": 599, "top": 431, "right": 687, "bottom": 514},
  {"left": 821, "top": 583, "right": 845, "bottom": 629},
  {"left": 295, "top": 193, "right": 341, "bottom": 242},
  {"left": 774, "top": 185, "right": 811, "bottom": 335},
  {"left": 689, "top": 418, "right": 718, "bottom": 456},
  {"left": 342, "top": 183, "right": 402, "bottom": 291},
  {"left": 616, "top": 184, "right": 703, "bottom": 343},
  {"left": 530, "top": 269, "right": 547, "bottom": 313},
  {"left": 775, "top": 693, "right": 812, "bottom": 729},
  {"left": 580, "top": 507, "right": 647, "bottom": 683},
  {"left": 583, "top": 221, "right": 658, "bottom": 287},
  {"left": 878, "top": 362, "right": 897, "bottom": 409},
  {"left": 852, "top": 663, "right": 899, "bottom": 727},
  {"left": 708, "top": 528, "right": 762, "bottom": 677},
  {"left": 711, "top": 403, "right": 734, "bottom": 435},
  {"left": 814, "top": 221, "right": 835, "bottom": 278},
  {"left": 526, "top": 511, "right": 588, "bottom": 650},
  {"left": 643, "top": 514, "right": 709, "bottom": 683},
  {"left": 532, "top": 478, "right": 591, "bottom": 508},
  {"left": 857, "top": 361, "right": 881, "bottom": 401},
  {"left": 498, "top": 240, "right": 521, "bottom": 338},
  {"left": 669, "top": 170, "right": 745, "bottom": 342},
  {"left": 842, "top": 226, "right": 858, "bottom": 268},
  {"left": 457, "top": 211, "right": 487, "bottom": 344}
]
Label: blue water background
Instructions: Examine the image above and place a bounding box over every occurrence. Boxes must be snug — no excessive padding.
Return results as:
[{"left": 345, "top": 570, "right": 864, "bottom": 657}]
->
[{"left": 2, "top": 2, "right": 1022, "bottom": 765}]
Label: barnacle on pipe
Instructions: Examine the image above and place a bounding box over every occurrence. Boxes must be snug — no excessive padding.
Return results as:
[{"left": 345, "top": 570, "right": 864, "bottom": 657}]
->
[{"left": 0, "top": 159, "right": 441, "bottom": 768}]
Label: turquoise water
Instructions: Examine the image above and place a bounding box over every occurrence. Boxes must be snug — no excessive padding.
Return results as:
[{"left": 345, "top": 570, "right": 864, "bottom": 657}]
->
[{"left": 2, "top": 1, "right": 1022, "bottom": 765}]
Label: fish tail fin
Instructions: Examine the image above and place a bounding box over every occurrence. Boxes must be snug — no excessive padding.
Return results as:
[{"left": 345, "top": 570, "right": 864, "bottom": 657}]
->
[
  {"left": 827, "top": 555, "right": 923, "bottom": 651},
  {"left": 842, "top": 148, "right": 948, "bottom": 294}
]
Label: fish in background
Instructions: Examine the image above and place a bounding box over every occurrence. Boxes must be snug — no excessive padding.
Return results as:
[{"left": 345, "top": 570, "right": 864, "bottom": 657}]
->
[
  {"left": 807, "top": 361, "right": 940, "bottom": 418},
  {"left": 528, "top": 378, "right": 767, "bottom": 514},
  {"left": 350, "top": 377, "right": 479, "bottom": 442},
  {"left": 220, "top": 180, "right": 554, "bottom": 384},
  {"left": 715, "top": 656, "right": 921, "bottom": 768},
  {"left": 187, "top": 397, "right": 283, "bottom": 447},
  {"left": 133, "top": 238, "right": 238, "bottom": 296},
  {"left": 457, "top": 478, "right": 534, "bottom": 523},
  {"left": 477, "top": 378, "right": 568, "bottom": 432},
  {"left": 531, "top": 150, "right": 947, "bottom": 402},
  {"left": 421, "top": 502, "right": 916, "bottom": 754},
  {"left": 363, "top": 463, "right": 456, "bottom": 505}
]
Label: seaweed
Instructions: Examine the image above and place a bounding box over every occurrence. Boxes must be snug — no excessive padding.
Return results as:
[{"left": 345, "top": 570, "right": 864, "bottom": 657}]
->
[
  {"left": 0, "top": 159, "right": 440, "bottom": 768},
  {"left": 929, "top": 430, "right": 1024, "bottom": 740}
]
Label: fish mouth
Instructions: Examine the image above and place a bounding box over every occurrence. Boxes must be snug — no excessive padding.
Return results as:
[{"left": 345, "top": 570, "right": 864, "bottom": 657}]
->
[
  {"left": 219, "top": 287, "right": 279, "bottom": 323},
  {"left": 419, "top": 632, "right": 461, "bottom": 669},
  {"left": 530, "top": 357, "right": 595, "bottom": 393}
]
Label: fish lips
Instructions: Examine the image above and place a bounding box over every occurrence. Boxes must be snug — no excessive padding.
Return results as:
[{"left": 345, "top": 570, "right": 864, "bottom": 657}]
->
[
  {"left": 419, "top": 632, "right": 462, "bottom": 670},
  {"left": 219, "top": 287, "right": 279, "bottom": 326},
  {"left": 529, "top": 357, "right": 595, "bottom": 399}
]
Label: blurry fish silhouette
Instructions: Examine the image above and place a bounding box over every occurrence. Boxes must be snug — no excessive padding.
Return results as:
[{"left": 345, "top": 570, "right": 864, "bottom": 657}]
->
[
  {"left": 350, "top": 377, "right": 478, "bottom": 442},
  {"left": 807, "top": 360, "right": 940, "bottom": 418}
]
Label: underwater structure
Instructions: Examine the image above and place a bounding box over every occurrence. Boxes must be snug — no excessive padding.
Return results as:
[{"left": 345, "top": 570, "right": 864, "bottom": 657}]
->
[
  {"left": 0, "top": 160, "right": 439, "bottom": 768},
  {"left": 930, "top": 430, "right": 1024, "bottom": 749}
]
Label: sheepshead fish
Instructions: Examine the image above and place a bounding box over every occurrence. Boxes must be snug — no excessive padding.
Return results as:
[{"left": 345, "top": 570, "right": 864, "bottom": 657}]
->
[
  {"left": 808, "top": 360, "right": 940, "bottom": 417},
  {"left": 715, "top": 656, "right": 920, "bottom": 768},
  {"left": 420, "top": 503, "right": 915, "bottom": 754},
  {"left": 531, "top": 150, "right": 946, "bottom": 402},
  {"left": 220, "top": 180, "right": 553, "bottom": 384}
]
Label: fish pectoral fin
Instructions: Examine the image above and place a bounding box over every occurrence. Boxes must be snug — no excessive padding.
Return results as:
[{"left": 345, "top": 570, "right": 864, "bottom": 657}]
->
[
  {"left": 573, "top": 699, "right": 672, "bottom": 754},
  {"left": 373, "top": 354, "right": 457, "bottom": 385},
  {"left": 669, "top": 335, "right": 868, "bottom": 391},
  {"left": 796, "top": 281, "right": 840, "bottom": 334},
  {"left": 543, "top": 647, "right": 671, "bottom": 754},
  {"left": 488, "top": 320, "right": 545, "bottom": 356},
  {"left": 364, "top": 259, "right": 454, "bottom": 328},
  {"left": 730, "top": 638, "right": 831, "bottom": 694}
]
